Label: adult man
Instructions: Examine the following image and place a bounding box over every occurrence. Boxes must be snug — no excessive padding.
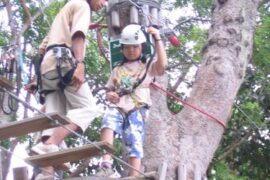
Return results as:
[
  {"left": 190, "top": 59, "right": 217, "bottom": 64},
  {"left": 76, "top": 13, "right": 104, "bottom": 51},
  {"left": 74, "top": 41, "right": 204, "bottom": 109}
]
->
[{"left": 30, "top": 0, "right": 106, "bottom": 179}]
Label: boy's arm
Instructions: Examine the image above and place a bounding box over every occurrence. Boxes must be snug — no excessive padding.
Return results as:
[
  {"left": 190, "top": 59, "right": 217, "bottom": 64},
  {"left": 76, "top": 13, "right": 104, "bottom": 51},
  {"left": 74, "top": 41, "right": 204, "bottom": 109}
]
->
[
  {"left": 148, "top": 27, "right": 167, "bottom": 76},
  {"left": 105, "top": 70, "right": 120, "bottom": 103}
]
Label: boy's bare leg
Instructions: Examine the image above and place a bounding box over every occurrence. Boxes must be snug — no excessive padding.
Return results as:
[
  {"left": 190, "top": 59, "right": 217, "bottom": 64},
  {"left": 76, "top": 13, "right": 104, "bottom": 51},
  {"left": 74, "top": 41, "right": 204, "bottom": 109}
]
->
[
  {"left": 128, "top": 157, "right": 141, "bottom": 176},
  {"left": 100, "top": 128, "right": 114, "bottom": 161}
]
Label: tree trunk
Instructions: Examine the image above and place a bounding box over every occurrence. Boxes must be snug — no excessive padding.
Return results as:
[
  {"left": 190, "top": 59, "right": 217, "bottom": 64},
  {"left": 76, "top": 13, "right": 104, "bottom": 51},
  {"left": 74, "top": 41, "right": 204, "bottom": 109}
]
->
[{"left": 143, "top": 0, "right": 259, "bottom": 179}]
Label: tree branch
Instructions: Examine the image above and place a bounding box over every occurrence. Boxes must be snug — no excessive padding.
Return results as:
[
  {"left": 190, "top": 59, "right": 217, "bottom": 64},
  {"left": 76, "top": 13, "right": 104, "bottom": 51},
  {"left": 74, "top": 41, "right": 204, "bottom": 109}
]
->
[
  {"left": 21, "top": 9, "right": 43, "bottom": 35},
  {"left": 171, "top": 67, "right": 189, "bottom": 91},
  {"left": 175, "top": 17, "right": 210, "bottom": 29},
  {"left": 213, "top": 132, "right": 250, "bottom": 165},
  {"left": 21, "top": 0, "right": 32, "bottom": 26},
  {"left": 258, "top": 0, "right": 269, "bottom": 7}
]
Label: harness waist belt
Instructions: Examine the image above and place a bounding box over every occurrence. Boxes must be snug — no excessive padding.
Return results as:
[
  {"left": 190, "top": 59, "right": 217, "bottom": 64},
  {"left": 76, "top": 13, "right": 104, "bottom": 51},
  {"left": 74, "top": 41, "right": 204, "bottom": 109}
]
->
[{"left": 46, "top": 44, "right": 71, "bottom": 52}]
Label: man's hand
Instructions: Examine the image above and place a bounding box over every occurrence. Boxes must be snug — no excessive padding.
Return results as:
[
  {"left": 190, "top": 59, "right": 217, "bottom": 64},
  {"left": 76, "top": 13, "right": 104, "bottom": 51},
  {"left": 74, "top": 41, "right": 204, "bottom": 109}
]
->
[
  {"left": 90, "top": 0, "right": 106, "bottom": 11},
  {"left": 24, "top": 81, "right": 37, "bottom": 94},
  {"left": 38, "top": 47, "right": 45, "bottom": 56},
  {"left": 72, "top": 63, "right": 85, "bottom": 91},
  {"left": 106, "top": 91, "right": 120, "bottom": 104}
]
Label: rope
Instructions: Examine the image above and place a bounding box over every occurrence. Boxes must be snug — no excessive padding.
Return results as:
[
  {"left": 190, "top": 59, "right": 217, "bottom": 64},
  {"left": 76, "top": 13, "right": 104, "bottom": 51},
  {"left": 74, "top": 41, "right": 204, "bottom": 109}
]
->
[
  {"left": 150, "top": 82, "right": 226, "bottom": 129},
  {"left": 95, "top": 27, "right": 110, "bottom": 63},
  {"left": 0, "top": 87, "right": 150, "bottom": 178},
  {"left": 234, "top": 103, "right": 260, "bottom": 129}
]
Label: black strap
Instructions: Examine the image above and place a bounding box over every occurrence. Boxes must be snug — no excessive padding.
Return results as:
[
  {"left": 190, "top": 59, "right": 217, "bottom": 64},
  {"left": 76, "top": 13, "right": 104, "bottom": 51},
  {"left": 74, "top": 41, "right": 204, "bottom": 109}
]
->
[
  {"left": 36, "top": 45, "right": 76, "bottom": 102},
  {"left": 46, "top": 44, "right": 70, "bottom": 53},
  {"left": 132, "top": 26, "right": 156, "bottom": 90},
  {"left": 114, "top": 105, "right": 149, "bottom": 130}
]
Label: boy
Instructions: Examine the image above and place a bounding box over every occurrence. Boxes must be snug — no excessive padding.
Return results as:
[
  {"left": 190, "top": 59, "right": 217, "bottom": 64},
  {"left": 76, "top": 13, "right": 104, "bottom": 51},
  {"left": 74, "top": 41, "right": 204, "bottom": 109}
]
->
[{"left": 96, "top": 24, "right": 167, "bottom": 177}]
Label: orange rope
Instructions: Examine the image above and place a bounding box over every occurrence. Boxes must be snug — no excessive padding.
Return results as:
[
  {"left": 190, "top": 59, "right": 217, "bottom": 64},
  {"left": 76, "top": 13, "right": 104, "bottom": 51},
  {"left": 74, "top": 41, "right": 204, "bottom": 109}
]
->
[{"left": 150, "top": 82, "right": 226, "bottom": 129}]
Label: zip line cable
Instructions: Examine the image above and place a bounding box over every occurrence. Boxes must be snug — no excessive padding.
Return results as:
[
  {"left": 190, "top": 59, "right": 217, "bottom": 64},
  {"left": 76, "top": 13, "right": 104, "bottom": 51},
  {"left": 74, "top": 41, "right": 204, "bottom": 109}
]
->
[
  {"left": 0, "top": 87, "right": 150, "bottom": 178},
  {"left": 234, "top": 103, "right": 260, "bottom": 129}
]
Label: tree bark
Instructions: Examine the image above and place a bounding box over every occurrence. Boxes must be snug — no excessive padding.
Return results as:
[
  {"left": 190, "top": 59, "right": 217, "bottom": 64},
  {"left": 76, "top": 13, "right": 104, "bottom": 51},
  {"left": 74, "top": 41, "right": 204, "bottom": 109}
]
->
[{"left": 143, "top": 0, "right": 259, "bottom": 179}]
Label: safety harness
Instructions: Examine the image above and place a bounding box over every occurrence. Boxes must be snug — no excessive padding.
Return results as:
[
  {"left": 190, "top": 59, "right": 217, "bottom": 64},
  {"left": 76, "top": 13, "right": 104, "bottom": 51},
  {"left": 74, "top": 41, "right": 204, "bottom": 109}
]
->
[
  {"left": 106, "top": 27, "right": 156, "bottom": 128},
  {"left": 34, "top": 44, "right": 77, "bottom": 104}
]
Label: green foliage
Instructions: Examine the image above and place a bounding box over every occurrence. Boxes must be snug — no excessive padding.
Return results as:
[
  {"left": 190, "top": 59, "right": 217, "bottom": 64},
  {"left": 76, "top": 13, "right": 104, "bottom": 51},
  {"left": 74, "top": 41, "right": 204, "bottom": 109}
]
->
[
  {"left": 167, "top": 91, "right": 184, "bottom": 114},
  {"left": 26, "top": 1, "right": 65, "bottom": 48},
  {"left": 0, "top": 31, "right": 10, "bottom": 46},
  {"left": 85, "top": 31, "right": 111, "bottom": 86},
  {"left": 174, "top": 0, "right": 212, "bottom": 17},
  {"left": 193, "top": 0, "right": 212, "bottom": 18},
  {"left": 253, "top": 8, "right": 270, "bottom": 73},
  {"left": 0, "top": 140, "right": 11, "bottom": 149},
  {"left": 208, "top": 160, "right": 249, "bottom": 180},
  {"left": 209, "top": 65, "right": 270, "bottom": 179},
  {"left": 180, "top": 26, "right": 208, "bottom": 63},
  {"left": 174, "top": 0, "right": 190, "bottom": 7}
]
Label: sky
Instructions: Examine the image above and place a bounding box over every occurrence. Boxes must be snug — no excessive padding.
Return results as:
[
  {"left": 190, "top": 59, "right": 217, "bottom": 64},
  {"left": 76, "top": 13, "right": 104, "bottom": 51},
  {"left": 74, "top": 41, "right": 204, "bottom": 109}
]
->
[{"left": 7, "top": 144, "right": 34, "bottom": 179}]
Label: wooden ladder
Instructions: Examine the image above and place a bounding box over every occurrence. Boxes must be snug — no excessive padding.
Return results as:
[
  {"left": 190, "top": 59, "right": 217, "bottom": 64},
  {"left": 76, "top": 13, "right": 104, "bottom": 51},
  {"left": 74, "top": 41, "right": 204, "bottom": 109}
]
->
[
  {"left": 63, "top": 162, "right": 168, "bottom": 180},
  {"left": 0, "top": 107, "right": 115, "bottom": 179},
  {"left": 0, "top": 112, "right": 70, "bottom": 140}
]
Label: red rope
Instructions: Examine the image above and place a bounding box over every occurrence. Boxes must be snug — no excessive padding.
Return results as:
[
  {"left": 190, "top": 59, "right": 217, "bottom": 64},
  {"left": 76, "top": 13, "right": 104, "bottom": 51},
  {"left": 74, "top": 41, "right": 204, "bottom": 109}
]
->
[{"left": 150, "top": 82, "right": 226, "bottom": 129}]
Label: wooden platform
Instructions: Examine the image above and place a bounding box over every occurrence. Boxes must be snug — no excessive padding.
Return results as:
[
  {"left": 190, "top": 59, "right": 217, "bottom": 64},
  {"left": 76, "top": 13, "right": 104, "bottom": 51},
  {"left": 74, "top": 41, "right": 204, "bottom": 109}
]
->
[
  {"left": 0, "top": 112, "right": 71, "bottom": 140},
  {"left": 66, "top": 171, "right": 157, "bottom": 180},
  {"left": 25, "top": 141, "right": 115, "bottom": 167},
  {"left": 0, "top": 76, "right": 14, "bottom": 91}
]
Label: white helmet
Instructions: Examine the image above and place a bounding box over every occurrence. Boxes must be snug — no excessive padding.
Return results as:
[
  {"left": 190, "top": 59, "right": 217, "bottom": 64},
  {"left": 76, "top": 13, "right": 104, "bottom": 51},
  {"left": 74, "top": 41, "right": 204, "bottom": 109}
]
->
[{"left": 119, "top": 24, "right": 146, "bottom": 45}]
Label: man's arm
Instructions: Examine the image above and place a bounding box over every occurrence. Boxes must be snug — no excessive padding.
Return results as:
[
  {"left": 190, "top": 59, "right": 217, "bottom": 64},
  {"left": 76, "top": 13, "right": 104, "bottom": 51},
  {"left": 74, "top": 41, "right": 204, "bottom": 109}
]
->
[
  {"left": 38, "top": 36, "right": 49, "bottom": 56},
  {"left": 72, "top": 31, "right": 86, "bottom": 91}
]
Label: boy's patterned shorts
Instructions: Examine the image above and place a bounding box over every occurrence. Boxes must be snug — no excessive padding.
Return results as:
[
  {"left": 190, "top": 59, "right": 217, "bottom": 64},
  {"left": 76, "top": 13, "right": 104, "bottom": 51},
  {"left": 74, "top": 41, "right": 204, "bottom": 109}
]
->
[{"left": 101, "top": 107, "right": 149, "bottom": 159}]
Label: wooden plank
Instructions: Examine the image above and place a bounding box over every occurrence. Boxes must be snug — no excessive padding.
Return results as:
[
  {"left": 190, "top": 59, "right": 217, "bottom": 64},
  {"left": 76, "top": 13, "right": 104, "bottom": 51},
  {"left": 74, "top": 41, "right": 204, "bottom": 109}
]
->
[
  {"left": 0, "top": 76, "right": 14, "bottom": 91},
  {"left": 178, "top": 163, "right": 186, "bottom": 180},
  {"left": 0, "top": 112, "right": 71, "bottom": 140},
  {"left": 157, "top": 162, "right": 167, "bottom": 180},
  {"left": 25, "top": 141, "right": 115, "bottom": 167},
  {"left": 66, "top": 171, "right": 157, "bottom": 180},
  {"left": 194, "top": 165, "right": 201, "bottom": 180},
  {"left": 66, "top": 177, "right": 115, "bottom": 180},
  {"left": 120, "top": 171, "right": 157, "bottom": 180}
]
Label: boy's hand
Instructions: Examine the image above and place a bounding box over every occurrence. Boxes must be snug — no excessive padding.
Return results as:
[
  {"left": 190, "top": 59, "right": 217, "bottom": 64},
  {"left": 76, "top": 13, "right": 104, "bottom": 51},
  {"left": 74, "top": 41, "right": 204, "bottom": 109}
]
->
[
  {"left": 106, "top": 91, "right": 120, "bottom": 104},
  {"left": 90, "top": 0, "right": 106, "bottom": 11},
  {"left": 148, "top": 26, "right": 161, "bottom": 41}
]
